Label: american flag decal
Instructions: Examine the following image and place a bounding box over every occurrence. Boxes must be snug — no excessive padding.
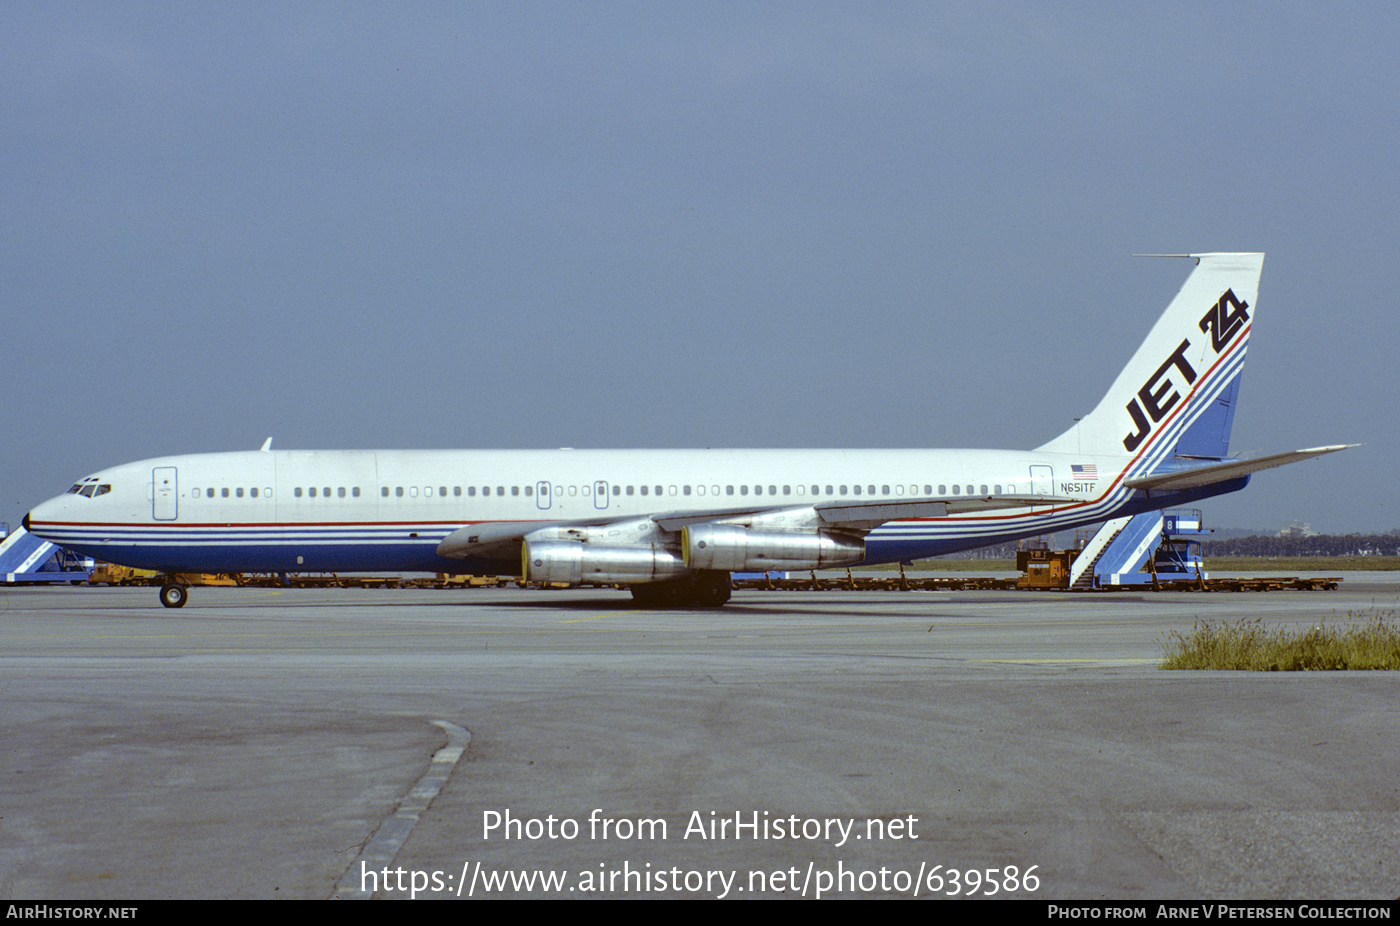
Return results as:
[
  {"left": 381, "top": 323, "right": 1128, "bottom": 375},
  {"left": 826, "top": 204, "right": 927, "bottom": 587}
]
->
[{"left": 1071, "top": 464, "right": 1098, "bottom": 479}]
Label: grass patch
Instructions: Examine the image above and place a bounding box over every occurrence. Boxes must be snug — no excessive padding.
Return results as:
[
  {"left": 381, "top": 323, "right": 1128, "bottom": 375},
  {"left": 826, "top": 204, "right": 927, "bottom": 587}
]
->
[
  {"left": 1160, "top": 609, "right": 1400, "bottom": 670},
  {"left": 1206, "top": 556, "right": 1400, "bottom": 572}
]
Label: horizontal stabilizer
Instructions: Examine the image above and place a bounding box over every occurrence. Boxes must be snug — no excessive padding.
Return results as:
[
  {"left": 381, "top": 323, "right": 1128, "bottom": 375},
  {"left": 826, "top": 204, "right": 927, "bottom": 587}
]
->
[{"left": 1123, "top": 445, "right": 1354, "bottom": 492}]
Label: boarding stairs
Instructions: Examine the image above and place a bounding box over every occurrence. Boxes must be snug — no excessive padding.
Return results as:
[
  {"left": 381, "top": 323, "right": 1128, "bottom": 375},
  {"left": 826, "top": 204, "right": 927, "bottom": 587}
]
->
[
  {"left": 1069, "top": 513, "right": 1166, "bottom": 589},
  {"left": 0, "top": 525, "right": 94, "bottom": 583},
  {"left": 1069, "top": 509, "right": 1213, "bottom": 589},
  {"left": 1070, "top": 516, "right": 1127, "bottom": 589}
]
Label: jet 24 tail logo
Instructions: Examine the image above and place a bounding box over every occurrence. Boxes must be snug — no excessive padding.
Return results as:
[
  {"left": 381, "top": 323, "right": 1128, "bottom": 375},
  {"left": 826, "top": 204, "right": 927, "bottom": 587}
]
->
[
  {"left": 1199, "top": 287, "right": 1250, "bottom": 352},
  {"left": 1122, "top": 289, "right": 1249, "bottom": 452}
]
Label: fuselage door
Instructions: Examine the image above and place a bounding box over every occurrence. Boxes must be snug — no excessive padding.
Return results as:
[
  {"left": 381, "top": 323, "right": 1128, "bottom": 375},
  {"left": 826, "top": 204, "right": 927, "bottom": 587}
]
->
[
  {"left": 536, "top": 481, "right": 552, "bottom": 510},
  {"left": 593, "top": 481, "right": 609, "bottom": 510},
  {"left": 153, "top": 467, "right": 178, "bottom": 521},
  {"left": 1029, "top": 464, "right": 1053, "bottom": 496}
]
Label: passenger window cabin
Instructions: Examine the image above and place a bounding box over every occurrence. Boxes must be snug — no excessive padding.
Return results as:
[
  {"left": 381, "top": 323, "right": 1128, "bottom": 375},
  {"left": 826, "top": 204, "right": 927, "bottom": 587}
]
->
[{"left": 266, "top": 476, "right": 998, "bottom": 507}]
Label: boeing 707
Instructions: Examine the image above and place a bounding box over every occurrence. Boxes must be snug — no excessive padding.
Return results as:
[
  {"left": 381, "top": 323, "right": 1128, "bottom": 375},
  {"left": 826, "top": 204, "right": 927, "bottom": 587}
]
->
[{"left": 24, "top": 252, "right": 1348, "bottom": 607}]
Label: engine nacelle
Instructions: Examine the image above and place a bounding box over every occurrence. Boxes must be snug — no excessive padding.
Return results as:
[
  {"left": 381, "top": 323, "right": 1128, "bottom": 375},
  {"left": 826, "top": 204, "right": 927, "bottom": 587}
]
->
[
  {"left": 523, "top": 540, "right": 691, "bottom": 585},
  {"left": 682, "top": 523, "right": 865, "bottom": 572}
]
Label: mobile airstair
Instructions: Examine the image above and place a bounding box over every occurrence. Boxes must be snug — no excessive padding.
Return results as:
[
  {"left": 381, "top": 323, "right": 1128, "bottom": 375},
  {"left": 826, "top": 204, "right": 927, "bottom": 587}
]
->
[
  {"left": 0, "top": 524, "right": 95, "bottom": 584},
  {"left": 1069, "top": 508, "right": 1210, "bottom": 589}
]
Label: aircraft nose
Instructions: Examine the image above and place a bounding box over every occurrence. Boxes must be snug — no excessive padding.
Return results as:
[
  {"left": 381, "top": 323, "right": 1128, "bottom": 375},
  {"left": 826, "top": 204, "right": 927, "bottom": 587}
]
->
[{"left": 23, "top": 494, "right": 66, "bottom": 539}]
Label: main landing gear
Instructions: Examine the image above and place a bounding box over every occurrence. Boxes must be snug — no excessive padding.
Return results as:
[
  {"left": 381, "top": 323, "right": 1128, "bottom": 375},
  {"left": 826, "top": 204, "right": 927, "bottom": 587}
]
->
[
  {"left": 629, "top": 571, "right": 732, "bottom": 609},
  {"left": 159, "top": 581, "right": 188, "bottom": 609}
]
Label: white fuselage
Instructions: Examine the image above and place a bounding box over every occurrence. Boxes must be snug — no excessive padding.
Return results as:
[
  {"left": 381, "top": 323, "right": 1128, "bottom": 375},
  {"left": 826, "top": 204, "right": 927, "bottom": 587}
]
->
[{"left": 26, "top": 445, "right": 1225, "bottom": 576}]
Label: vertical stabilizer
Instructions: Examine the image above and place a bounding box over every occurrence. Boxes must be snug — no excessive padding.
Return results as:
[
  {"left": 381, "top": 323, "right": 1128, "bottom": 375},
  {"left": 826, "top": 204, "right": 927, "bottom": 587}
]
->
[{"left": 1037, "top": 253, "right": 1262, "bottom": 471}]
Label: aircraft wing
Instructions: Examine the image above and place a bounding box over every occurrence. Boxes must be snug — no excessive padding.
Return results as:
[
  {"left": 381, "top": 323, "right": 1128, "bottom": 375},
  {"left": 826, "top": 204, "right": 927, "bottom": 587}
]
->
[
  {"left": 438, "top": 494, "right": 1076, "bottom": 560},
  {"left": 811, "top": 494, "right": 1075, "bottom": 530},
  {"left": 437, "top": 505, "right": 777, "bottom": 559},
  {"left": 438, "top": 519, "right": 578, "bottom": 559},
  {"left": 1123, "top": 445, "right": 1354, "bottom": 492},
  {"left": 653, "top": 495, "right": 1073, "bottom": 533}
]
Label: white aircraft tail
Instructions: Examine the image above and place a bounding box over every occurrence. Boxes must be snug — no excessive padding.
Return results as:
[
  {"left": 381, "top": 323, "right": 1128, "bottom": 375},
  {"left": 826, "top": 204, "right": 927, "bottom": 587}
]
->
[{"left": 1037, "top": 253, "right": 1263, "bottom": 472}]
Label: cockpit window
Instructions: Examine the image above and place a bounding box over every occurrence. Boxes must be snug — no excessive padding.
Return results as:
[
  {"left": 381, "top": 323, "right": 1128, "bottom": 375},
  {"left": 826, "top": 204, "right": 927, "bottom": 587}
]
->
[{"left": 79, "top": 485, "right": 96, "bottom": 497}]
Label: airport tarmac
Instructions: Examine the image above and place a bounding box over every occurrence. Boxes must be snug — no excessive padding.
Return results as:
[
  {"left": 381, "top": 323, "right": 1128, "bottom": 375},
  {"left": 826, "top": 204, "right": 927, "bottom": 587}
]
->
[{"left": 1, "top": 577, "right": 1397, "bottom": 900}]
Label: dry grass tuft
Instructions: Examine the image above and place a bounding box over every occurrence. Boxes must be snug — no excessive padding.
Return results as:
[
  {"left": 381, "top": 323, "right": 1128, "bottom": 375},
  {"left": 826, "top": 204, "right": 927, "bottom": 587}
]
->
[{"left": 1160, "top": 609, "right": 1400, "bottom": 670}]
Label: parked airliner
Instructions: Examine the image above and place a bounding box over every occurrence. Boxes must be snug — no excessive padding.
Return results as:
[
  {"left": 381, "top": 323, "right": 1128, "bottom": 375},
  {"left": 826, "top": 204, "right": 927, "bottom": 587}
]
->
[{"left": 25, "top": 253, "right": 1347, "bottom": 608}]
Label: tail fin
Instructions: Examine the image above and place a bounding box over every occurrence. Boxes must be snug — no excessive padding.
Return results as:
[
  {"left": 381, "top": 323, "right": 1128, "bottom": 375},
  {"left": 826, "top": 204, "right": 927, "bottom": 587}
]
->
[{"left": 1037, "top": 253, "right": 1263, "bottom": 472}]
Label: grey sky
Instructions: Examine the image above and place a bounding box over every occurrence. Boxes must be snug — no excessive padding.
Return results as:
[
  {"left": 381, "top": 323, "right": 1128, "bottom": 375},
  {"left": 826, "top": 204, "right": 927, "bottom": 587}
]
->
[{"left": 3, "top": 2, "right": 1395, "bottom": 534}]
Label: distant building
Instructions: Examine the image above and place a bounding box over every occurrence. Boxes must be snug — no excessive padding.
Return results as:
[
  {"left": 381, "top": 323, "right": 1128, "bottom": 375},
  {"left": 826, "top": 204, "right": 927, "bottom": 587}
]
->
[{"left": 1278, "top": 520, "right": 1319, "bottom": 538}]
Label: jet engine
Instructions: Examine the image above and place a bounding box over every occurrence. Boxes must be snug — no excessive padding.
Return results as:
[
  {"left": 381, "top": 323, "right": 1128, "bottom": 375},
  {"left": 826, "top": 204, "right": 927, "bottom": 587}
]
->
[
  {"left": 522, "top": 540, "right": 690, "bottom": 585},
  {"left": 682, "top": 523, "right": 865, "bottom": 572}
]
